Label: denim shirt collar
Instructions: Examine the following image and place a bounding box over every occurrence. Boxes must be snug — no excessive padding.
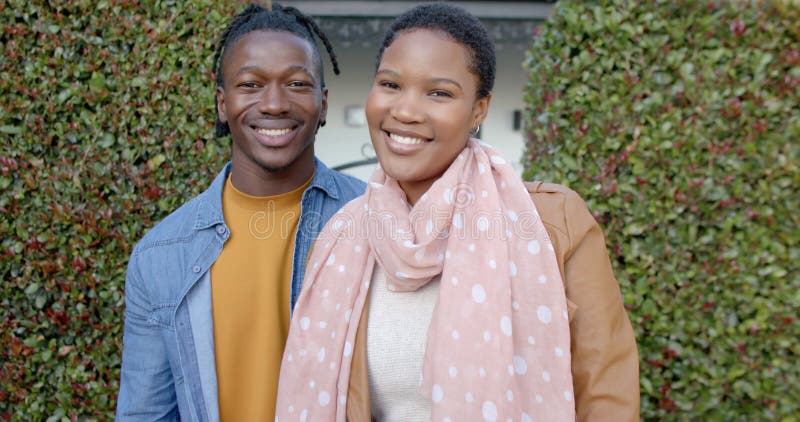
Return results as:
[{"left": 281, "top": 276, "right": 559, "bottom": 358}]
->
[{"left": 192, "top": 158, "right": 341, "bottom": 231}]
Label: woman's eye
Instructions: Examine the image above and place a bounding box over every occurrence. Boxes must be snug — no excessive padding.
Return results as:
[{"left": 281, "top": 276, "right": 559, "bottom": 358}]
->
[
  {"left": 431, "top": 90, "right": 454, "bottom": 98},
  {"left": 288, "top": 81, "right": 312, "bottom": 87},
  {"left": 379, "top": 81, "right": 399, "bottom": 90}
]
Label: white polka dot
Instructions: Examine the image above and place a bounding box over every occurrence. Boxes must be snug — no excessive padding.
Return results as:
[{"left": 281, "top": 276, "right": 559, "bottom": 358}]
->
[
  {"left": 287, "top": 353, "right": 293, "bottom": 362},
  {"left": 482, "top": 400, "right": 498, "bottom": 421},
  {"left": 329, "top": 361, "right": 336, "bottom": 369},
  {"left": 343, "top": 341, "right": 353, "bottom": 357},
  {"left": 370, "top": 182, "right": 383, "bottom": 188},
  {"left": 444, "top": 188, "right": 452, "bottom": 204},
  {"left": 465, "top": 392, "right": 474, "bottom": 402},
  {"left": 298, "top": 349, "right": 306, "bottom": 356},
  {"left": 521, "top": 412, "right": 532, "bottom": 422},
  {"left": 415, "top": 248, "right": 426, "bottom": 262},
  {"left": 479, "top": 367, "right": 486, "bottom": 377},
  {"left": 506, "top": 389, "right": 514, "bottom": 401},
  {"left": 488, "top": 259, "right": 496, "bottom": 269},
  {"left": 300, "top": 317, "right": 310, "bottom": 330},
  {"left": 528, "top": 336, "right": 536, "bottom": 345},
  {"left": 509, "top": 261, "right": 517, "bottom": 276},
  {"left": 507, "top": 210, "right": 518, "bottom": 222},
  {"left": 432, "top": 384, "right": 444, "bottom": 402},
  {"left": 548, "top": 243, "right": 554, "bottom": 251},
  {"left": 538, "top": 274, "right": 548, "bottom": 284},
  {"left": 426, "top": 220, "right": 433, "bottom": 235},
  {"left": 513, "top": 355, "right": 528, "bottom": 375},
  {"left": 396, "top": 271, "right": 408, "bottom": 279},
  {"left": 535, "top": 394, "right": 543, "bottom": 403},
  {"left": 355, "top": 245, "right": 362, "bottom": 253},
  {"left": 331, "top": 331, "right": 336, "bottom": 338},
  {"left": 403, "top": 240, "right": 414, "bottom": 248},
  {"left": 319, "top": 321, "right": 327, "bottom": 329},
  {"left": 323, "top": 289, "right": 330, "bottom": 297},
  {"left": 469, "top": 243, "right": 476, "bottom": 252},
  {"left": 537, "top": 306, "right": 552, "bottom": 324},
  {"left": 490, "top": 156, "right": 506, "bottom": 165},
  {"left": 335, "top": 303, "right": 341, "bottom": 311},
  {"left": 317, "top": 347, "right": 326, "bottom": 362},
  {"left": 528, "top": 240, "right": 541, "bottom": 255},
  {"left": 478, "top": 216, "right": 489, "bottom": 232},
  {"left": 444, "top": 418, "right": 452, "bottom": 422},
  {"left": 501, "top": 181, "right": 507, "bottom": 189},
  {"left": 289, "top": 405, "right": 295, "bottom": 413},
  {"left": 326, "top": 254, "right": 336, "bottom": 266},
  {"left": 319, "top": 391, "right": 330, "bottom": 406},
  {"left": 512, "top": 301, "right": 520, "bottom": 310},
  {"left": 483, "top": 331, "right": 492, "bottom": 342},
  {"left": 449, "top": 366, "right": 458, "bottom": 377},
  {"left": 507, "top": 364, "right": 514, "bottom": 376},
  {"left": 309, "top": 380, "right": 315, "bottom": 388},
  {"left": 452, "top": 330, "right": 460, "bottom": 340},
  {"left": 451, "top": 276, "right": 459, "bottom": 286},
  {"left": 445, "top": 251, "right": 451, "bottom": 259},
  {"left": 564, "top": 391, "right": 573, "bottom": 402},
  {"left": 333, "top": 219, "right": 343, "bottom": 231},
  {"left": 500, "top": 316, "right": 512, "bottom": 336},
  {"left": 482, "top": 190, "right": 489, "bottom": 198},
  {"left": 300, "top": 409, "right": 308, "bottom": 422},
  {"left": 563, "top": 310, "right": 569, "bottom": 320},
  {"left": 344, "top": 309, "right": 352, "bottom": 322},
  {"left": 472, "top": 284, "right": 487, "bottom": 303},
  {"left": 542, "top": 371, "right": 551, "bottom": 382},
  {"left": 453, "top": 213, "right": 463, "bottom": 229},
  {"left": 478, "top": 163, "right": 486, "bottom": 174},
  {"left": 555, "top": 347, "right": 564, "bottom": 357}
]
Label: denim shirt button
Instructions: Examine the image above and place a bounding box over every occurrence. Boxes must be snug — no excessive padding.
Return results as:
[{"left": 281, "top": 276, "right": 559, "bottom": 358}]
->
[
  {"left": 192, "top": 265, "right": 201, "bottom": 273},
  {"left": 216, "top": 225, "right": 226, "bottom": 236}
]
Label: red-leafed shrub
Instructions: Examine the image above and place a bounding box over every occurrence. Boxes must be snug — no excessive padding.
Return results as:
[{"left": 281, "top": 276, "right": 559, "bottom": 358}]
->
[
  {"left": 524, "top": 0, "right": 799, "bottom": 419},
  {"left": 1, "top": 0, "right": 246, "bottom": 418}
]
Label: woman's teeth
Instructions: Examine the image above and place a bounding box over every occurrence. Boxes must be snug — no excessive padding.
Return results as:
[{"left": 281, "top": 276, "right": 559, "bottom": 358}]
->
[
  {"left": 389, "top": 133, "right": 425, "bottom": 144},
  {"left": 257, "top": 128, "right": 291, "bottom": 136}
]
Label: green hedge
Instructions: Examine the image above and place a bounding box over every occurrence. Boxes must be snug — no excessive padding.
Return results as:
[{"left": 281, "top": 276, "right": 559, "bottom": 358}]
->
[
  {"left": 523, "top": 0, "right": 799, "bottom": 420},
  {"left": 1, "top": 1, "right": 245, "bottom": 419}
]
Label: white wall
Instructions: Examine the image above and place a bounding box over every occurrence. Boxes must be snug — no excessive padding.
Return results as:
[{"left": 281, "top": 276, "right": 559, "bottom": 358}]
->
[{"left": 315, "top": 44, "right": 529, "bottom": 181}]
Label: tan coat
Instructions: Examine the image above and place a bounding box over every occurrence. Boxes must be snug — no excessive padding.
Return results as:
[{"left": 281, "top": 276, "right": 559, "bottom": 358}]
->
[{"left": 346, "top": 182, "right": 640, "bottom": 421}]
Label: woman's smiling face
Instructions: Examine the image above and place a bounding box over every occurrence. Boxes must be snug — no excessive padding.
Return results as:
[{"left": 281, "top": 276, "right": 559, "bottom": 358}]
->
[{"left": 365, "top": 29, "right": 490, "bottom": 204}]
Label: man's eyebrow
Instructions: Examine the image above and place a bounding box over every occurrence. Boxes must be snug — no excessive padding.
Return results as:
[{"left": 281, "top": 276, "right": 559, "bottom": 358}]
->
[{"left": 235, "top": 65, "right": 317, "bottom": 82}]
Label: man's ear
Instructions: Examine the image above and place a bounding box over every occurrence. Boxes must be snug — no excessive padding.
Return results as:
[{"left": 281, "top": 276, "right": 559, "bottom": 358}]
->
[
  {"left": 216, "top": 86, "right": 227, "bottom": 123},
  {"left": 317, "top": 86, "right": 329, "bottom": 131},
  {"left": 472, "top": 92, "right": 492, "bottom": 129}
]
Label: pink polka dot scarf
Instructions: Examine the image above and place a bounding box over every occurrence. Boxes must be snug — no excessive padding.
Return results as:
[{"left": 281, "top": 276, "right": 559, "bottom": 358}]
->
[{"left": 277, "top": 140, "right": 575, "bottom": 421}]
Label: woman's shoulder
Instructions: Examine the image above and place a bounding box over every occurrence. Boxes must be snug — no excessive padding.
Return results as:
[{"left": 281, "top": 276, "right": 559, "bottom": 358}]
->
[{"left": 523, "top": 181, "right": 598, "bottom": 250}]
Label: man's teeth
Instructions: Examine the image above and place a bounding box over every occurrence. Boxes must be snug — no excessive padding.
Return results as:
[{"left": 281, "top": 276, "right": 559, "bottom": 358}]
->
[
  {"left": 389, "top": 133, "right": 425, "bottom": 145},
  {"left": 257, "top": 128, "right": 291, "bottom": 136}
]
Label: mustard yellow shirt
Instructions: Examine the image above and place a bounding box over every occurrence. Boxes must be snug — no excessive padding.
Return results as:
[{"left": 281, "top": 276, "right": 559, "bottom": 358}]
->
[{"left": 211, "top": 174, "right": 311, "bottom": 421}]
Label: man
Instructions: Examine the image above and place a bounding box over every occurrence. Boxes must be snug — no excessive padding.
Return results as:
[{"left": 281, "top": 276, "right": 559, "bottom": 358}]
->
[{"left": 116, "top": 4, "right": 365, "bottom": 420}]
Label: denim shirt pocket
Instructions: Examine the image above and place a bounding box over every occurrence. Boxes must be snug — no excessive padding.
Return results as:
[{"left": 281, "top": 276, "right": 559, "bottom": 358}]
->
[{"left": 148, "top": 304, "right": 178, "bottom": 329}]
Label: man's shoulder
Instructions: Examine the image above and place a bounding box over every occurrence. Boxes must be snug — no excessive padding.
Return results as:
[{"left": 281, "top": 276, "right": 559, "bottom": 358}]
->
[
  {"left": 133, "top": 193, "right": 206, "bottom": 255},
  {"left": 329, "top": 170, "right": 366, "bottom": 198}
]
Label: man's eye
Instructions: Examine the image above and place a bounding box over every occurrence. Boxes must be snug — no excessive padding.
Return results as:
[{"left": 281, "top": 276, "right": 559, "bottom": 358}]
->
[{"left": 238, "top": 82, "right": 259, "bottom": 88}]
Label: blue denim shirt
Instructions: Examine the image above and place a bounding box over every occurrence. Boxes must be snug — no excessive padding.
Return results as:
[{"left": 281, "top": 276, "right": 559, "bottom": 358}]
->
[{"left": 116, "top": 160, "right": 365, "bottom": 421}]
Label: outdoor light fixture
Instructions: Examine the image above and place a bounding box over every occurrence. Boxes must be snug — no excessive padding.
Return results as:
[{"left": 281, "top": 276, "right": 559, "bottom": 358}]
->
[{"left": 344, "top": 105, "right": 366, "bottom": 127}]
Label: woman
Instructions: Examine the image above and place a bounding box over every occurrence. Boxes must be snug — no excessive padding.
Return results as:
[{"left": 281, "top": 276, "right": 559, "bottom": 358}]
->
[{"left": 276, "top": 3, "right": 639, "bottom": 421}]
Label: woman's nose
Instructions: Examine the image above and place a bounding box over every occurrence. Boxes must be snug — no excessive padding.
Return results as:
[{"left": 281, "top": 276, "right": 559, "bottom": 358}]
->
[{"left": 390, "top": 91, "right": 424, "bottom": 123}]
